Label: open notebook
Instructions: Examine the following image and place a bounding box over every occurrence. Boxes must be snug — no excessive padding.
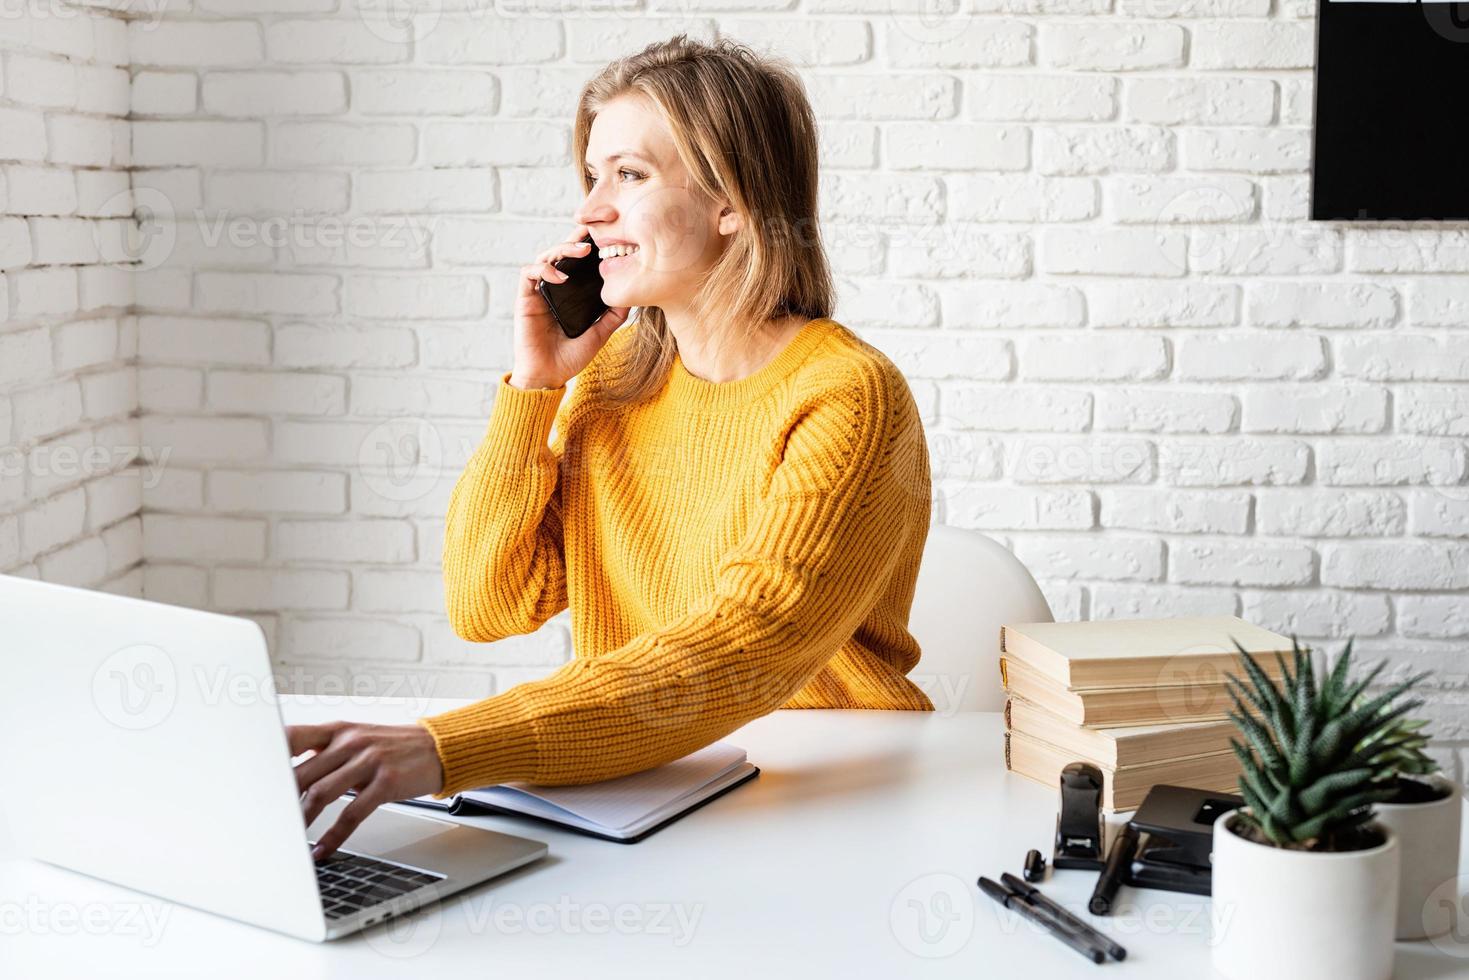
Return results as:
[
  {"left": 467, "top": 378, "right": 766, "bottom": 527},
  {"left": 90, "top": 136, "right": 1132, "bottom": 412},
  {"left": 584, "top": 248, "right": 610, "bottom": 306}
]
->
[{"left": 393, "top": 740, "right": 760, "bottom": 844}]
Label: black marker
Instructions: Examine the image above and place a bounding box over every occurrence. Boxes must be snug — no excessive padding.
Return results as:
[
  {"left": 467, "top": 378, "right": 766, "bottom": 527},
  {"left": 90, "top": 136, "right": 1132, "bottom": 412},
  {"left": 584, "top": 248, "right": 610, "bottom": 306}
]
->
[
  {"left": 1000, "top": 871, "right": 1127, "bottom": 961},
  {"left": 1089, "top": 822, "right": 1139, "bottom": 916},
  {"left": 978, "top": 876, "right": 1106, "bottom": 964}
]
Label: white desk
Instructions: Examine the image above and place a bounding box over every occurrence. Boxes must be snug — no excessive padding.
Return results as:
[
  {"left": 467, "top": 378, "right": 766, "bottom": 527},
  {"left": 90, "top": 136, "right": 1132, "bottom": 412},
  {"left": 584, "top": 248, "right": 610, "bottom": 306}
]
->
[{"left": 2, "top": 695, "right": 1465, "bottom": 978}]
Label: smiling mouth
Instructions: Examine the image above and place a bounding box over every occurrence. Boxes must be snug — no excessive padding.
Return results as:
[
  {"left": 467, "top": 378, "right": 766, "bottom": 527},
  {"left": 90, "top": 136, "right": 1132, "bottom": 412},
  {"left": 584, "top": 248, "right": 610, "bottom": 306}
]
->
[{"left": 599, "top": 251, "right": 640, "bottom": 273}]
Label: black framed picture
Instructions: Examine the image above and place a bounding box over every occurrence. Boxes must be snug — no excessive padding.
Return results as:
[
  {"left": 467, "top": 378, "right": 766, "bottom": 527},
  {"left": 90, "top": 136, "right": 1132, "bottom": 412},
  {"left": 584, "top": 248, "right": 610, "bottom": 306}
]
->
[{"left": 1312, "top": 0, "right": 1469, "bottom": 220}]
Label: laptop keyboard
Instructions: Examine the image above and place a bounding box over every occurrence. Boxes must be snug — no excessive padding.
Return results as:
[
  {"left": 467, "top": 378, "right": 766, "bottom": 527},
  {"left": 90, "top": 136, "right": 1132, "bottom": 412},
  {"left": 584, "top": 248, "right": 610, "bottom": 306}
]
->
[{"left": 309, "top": 847, "right": 445, "bottom": 920}]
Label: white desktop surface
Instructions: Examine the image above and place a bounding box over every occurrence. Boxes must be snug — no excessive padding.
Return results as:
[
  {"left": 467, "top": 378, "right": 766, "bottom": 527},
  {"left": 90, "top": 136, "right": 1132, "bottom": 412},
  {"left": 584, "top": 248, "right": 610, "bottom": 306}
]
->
[{"left": 2, "top": 695, "right": 1465, "bottom": 978}]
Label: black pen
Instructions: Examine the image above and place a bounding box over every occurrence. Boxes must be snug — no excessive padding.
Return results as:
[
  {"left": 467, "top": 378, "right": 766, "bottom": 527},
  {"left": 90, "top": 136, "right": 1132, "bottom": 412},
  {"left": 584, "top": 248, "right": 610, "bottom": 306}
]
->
[
  {"left": 1089, "top": 821, "right": 1139, "bottom": 916},
  {"left": 1000, "top": 871, "right": 1127, "bottom": 961},
  {"left": 977, "top": 876, "right": 1106, "bottom": 964}
]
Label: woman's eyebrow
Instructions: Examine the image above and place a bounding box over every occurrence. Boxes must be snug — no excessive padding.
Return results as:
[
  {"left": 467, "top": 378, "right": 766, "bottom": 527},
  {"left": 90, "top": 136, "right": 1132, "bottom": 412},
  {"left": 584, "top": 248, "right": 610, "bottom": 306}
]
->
[{"left": 585, "top": 150, "right": 654, "bottom": 167}]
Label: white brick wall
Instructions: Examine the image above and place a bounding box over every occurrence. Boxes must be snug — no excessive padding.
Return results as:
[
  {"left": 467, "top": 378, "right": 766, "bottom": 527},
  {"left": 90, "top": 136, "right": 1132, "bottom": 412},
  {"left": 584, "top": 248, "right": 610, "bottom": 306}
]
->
[
  {"left": 4, "top": 6, "right": 1467, "bottom": 774},
  {"left": 0, "top": 5, "right": 141, "bottom": 599}
]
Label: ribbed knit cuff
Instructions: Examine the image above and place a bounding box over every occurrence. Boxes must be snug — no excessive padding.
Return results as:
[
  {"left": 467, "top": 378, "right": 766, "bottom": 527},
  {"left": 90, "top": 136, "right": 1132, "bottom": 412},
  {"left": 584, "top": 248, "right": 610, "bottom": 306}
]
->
[
  {"left": 483, "top": 371, "right": 566, "bottom": 458},
  {"left": 417, "top": 687, "right": 545, "bottom": 796}
]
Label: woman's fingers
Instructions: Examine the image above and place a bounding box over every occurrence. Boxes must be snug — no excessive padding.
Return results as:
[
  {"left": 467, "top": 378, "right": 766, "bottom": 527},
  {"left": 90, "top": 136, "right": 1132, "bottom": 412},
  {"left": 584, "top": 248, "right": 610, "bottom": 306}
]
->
[
  {"left": 541, "top": 236, "right": 591, "bottom": 259},
  {"left": 519, "top": 259, "right": 568, "bottom": 291},
  {"left": 310, "top": 780, "right": 391, "bottom": 861},
  {"left": 288, "top": 722, "right": 447, "bottom": 859},
  {"left": 292, "top": 736, "right": 357, "bottom": 796},
  {"left": 286, "top": 722, "right": 338, "bottom": 758},
  {"left": 588, "top": 306, "right": 632, "bottom": 341},
  {"left": 519, "top": 262, "right": 542, "bottom": 295},
  {"left": 523, "top": 228, "right": 594, "bottom": 297},
  {"left": 519, "top": 262, "right": 556, "bottom": 299},
  {"left": 300, "top": 751, "right": 376, "bottom": 830},
  {"left": 540, "top": 234, "right": 594, "bottom": 265}
]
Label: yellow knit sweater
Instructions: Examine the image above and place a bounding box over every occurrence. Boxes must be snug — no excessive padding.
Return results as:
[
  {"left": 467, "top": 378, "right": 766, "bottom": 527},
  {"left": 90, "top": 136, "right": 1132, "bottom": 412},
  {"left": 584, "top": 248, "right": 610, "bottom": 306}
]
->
[{"left": 419, "top": 315, "right": 935, "bottom": 796}]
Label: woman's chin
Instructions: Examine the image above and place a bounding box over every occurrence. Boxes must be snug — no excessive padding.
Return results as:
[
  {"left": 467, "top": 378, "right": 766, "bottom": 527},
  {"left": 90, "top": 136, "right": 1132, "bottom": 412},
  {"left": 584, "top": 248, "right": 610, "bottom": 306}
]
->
[{"left": 601, "top": 284, "right": 644, "bottom": 308}]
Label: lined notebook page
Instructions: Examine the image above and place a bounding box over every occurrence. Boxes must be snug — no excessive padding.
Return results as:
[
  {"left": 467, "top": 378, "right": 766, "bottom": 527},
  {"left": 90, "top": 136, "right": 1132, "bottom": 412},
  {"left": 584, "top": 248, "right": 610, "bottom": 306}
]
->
[{"left": 459, "top": 740, "right": 748, "bottom": 832}]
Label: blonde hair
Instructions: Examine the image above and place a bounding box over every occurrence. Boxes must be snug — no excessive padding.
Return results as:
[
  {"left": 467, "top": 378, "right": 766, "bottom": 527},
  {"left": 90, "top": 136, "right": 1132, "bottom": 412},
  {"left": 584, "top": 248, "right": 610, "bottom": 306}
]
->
[{"left": 573, "top": 33, "right": 835, "bottom": 407}]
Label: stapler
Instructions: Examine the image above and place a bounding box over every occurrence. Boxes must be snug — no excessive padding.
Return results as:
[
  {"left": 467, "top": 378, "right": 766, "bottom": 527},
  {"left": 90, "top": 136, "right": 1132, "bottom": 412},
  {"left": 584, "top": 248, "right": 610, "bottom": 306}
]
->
[{"left": 1052, "top": 762, "right": 1106, "bottom": 871}]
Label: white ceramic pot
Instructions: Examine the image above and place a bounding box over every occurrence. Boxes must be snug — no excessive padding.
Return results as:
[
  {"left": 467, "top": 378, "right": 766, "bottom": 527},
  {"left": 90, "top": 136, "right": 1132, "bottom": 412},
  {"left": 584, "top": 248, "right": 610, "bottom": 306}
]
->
[
  {"left": 1374, "top": 774, "right": 1463, "bottom": 940},
  {"left": 1210, "top": 808, "right": 1400, "bottom": 980}
]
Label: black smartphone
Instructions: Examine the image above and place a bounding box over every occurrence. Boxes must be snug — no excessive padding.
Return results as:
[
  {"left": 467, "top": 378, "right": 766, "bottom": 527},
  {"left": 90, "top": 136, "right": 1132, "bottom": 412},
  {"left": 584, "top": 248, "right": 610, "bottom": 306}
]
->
[{"left": 537, "top": 233, "right": 608, "bottom": 339}]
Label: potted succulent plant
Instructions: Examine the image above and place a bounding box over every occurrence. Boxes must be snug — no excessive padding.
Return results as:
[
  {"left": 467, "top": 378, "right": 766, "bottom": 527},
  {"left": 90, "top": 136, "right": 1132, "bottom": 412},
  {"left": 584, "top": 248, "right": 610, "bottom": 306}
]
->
[
  {"left": 1209, "top": 637, "right": 1431, "bottom": 980},
  {"left": 1366, "top": 709, "right": 1461, "bottom": 940}
]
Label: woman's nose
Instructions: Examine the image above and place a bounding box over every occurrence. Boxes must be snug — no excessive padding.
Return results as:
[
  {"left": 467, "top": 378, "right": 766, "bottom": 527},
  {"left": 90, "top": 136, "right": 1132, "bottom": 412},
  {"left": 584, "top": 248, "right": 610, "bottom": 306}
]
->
[{"left": 573, "top": 191, "right": 614, "bottom": 227}]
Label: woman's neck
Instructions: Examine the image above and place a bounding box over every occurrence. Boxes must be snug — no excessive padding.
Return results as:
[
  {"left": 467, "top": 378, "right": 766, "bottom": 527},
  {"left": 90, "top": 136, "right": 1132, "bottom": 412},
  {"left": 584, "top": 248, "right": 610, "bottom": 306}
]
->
[{"left": 666, "top": 312, "right": 809, "bottom": 384}]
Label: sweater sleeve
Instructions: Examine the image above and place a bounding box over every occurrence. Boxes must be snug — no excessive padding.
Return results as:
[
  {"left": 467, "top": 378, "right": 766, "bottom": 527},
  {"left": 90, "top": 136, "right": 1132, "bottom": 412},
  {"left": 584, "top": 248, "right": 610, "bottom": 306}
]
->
[
  {"left": 442, "top": 370, "right": 577, "bottom": 643},
  {"left": 419, "top": 367, "right": 927, "bottom": 794}
]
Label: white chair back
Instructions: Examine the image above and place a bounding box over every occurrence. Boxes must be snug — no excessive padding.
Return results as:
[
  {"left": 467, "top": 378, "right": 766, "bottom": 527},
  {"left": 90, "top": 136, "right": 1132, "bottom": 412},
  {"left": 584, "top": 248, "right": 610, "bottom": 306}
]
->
[{"left": 907, "top": 523, "right": 1054, "bottom": 714}]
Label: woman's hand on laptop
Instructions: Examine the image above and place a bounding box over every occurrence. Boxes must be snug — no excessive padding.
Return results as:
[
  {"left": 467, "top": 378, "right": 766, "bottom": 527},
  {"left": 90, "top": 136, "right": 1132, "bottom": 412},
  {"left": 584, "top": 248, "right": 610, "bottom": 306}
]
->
[{"left": 288, "top": 721, "right": 445, "bottom": 861}]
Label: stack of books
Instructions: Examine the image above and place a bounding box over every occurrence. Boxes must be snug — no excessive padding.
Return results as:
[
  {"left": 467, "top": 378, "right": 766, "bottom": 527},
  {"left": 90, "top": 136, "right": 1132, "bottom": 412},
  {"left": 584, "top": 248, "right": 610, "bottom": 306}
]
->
[{"left": 1000, "top": 616, "right": 1295, "bottom": 811}]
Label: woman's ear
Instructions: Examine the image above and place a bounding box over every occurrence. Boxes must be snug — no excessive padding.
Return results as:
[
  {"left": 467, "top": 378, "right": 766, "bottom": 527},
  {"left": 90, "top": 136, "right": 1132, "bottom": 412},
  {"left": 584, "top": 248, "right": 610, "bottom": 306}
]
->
[{"left": 717, "top": 204, "right": 742, "bottom": 237}]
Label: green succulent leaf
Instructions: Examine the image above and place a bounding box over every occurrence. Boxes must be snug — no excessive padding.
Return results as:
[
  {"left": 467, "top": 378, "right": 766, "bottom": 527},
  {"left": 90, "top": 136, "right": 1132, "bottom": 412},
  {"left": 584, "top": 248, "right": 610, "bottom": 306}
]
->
[
  {"left": 1259, "top": 806, "right": 1286, "bottom": 845},
  {"left": 1334, "top": 657, "right": 1388, "bottom": 717},
  {"left": 1228, "top": 664, "right": 1279, "bottom": 730},
  {"left": 1238, "top": 778, "right": 1268, "bottom": 815},
  {"left": 1339, "top": 672, "right": 1432, "bottom": 733},
  {"left": 1298, "top": 767, "right": 1375, "bottom": 814},
  {"left": 1264, "top": 766, "right": 1292, "bottom": 796},
  {"left": 1228, "top": 736, "right": 1256, "bottom": 772},
  {"left": 1289, "top": 713, "right": 1315, "bottom": 786},
  {"left": 1314, "top": 690, "right": 1424, "bottom": 773},
  {"left": 1271, "top": 646, "right": 1296, "bottom": 693},
  {"left": 1293, "top": 638, "right": 1316, "bottom": 720},
  {"left": 1233, "top": 700, "right": 1285, "bottom": 772},
  {"left": 1232, "top": 641, "right": 1290, "bottom": 717},
  {"left": 1319, "top": 639, "right": 1355, "bottom": 715},
  {"left": 1222, "top": 637, "right": 1437, "bottom": 851},
  {"left": 1240, "top": 769, "right": 1275, "bottom": 808}
]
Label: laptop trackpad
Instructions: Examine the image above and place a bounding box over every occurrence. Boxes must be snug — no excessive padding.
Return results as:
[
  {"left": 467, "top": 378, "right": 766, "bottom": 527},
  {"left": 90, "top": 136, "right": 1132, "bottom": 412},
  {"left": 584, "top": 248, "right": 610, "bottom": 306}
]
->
[{"left": 308, "top": 798, "right": 455, "bottom": 856}]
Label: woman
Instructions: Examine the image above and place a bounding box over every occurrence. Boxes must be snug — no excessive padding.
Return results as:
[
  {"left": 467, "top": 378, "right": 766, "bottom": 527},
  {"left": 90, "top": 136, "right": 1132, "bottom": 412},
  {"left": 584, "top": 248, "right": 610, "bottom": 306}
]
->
[{"left": 292, "top": 34, "right": 935, "bottom": 860}]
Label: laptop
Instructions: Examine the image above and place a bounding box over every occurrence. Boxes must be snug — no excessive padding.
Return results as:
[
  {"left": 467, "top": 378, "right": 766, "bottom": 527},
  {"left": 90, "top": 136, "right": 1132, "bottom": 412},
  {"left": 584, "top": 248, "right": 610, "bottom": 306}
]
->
[{"left": 0, "top": 574, "right": 549, "bottom": 942}]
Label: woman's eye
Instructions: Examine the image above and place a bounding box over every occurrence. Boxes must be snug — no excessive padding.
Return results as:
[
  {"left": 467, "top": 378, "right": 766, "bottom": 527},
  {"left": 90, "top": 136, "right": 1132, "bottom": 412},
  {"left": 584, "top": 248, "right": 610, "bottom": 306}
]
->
[{"left": 584, "top": 169, "right": 643, "bottom": 185}]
